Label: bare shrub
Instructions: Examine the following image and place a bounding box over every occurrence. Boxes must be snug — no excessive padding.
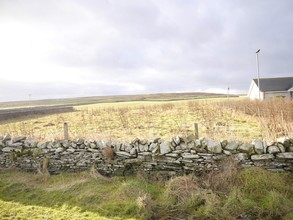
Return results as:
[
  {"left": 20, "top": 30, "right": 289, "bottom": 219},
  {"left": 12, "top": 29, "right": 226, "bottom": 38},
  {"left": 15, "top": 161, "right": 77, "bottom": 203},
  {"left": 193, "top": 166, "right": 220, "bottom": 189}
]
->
[
  {"left": 89, "top": 164, "right": 112, "bottom": 182},
  {"left": 102, "top": 146, "right": 114, "bottom": 160},
  {"left": 136, "top": 192, "right": 154, "bottom": 217},
  {"left": 37, "top": 157, "right": 50, "bottom": 177},
  {"left": 203, "top": 157, "right": 240, "bottom": 194},
  {"left": 165, "top": 175, "right": 199, "bottom": 205},
  {"left": 222, "top": 98, "right": 293, "bottom": 139}
]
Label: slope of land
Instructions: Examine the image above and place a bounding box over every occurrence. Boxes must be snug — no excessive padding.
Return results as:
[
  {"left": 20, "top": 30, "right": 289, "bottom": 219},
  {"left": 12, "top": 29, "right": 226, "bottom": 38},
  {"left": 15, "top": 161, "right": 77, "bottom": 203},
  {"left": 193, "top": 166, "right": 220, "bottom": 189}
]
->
[{"left": 1, "top": 97, "right": 292, "bottom": 142}]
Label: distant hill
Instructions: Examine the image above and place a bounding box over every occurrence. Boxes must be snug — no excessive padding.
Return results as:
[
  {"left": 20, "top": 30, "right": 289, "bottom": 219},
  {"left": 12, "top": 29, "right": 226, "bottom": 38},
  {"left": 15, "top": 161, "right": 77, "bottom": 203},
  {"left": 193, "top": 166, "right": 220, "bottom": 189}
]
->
[{"left": 0, "top": 92, "right": 238, "bottom": 109}]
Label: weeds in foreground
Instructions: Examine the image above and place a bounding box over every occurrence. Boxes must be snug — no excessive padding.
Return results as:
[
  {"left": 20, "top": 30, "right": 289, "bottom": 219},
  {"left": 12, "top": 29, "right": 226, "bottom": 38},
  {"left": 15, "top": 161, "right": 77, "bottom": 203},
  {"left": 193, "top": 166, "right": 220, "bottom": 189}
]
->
[
  {"left": 1, "top": 164, "right": 292, "bottom": 220},
  {"left": 203, "top": 157, "right": 240, "bottom": 194}
]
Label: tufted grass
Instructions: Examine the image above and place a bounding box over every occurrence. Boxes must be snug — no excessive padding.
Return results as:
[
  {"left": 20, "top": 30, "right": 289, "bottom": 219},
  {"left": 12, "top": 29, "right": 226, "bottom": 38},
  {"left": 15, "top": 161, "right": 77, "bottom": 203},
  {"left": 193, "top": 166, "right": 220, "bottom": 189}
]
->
[
  {"left": 0, "top": 200, "right": 114, "bottom": 220},
  {"left": 0, "top": 96, "right": 263, "bottom": 142},
  {"left": 0, "top": 171, "right": 164, "bottom": 220},
  {"left": 224, "top": 167, "right": 293, "bottom": 219},
  {"left": 0, "top": 167, "right": 292, "bottom": 220}
]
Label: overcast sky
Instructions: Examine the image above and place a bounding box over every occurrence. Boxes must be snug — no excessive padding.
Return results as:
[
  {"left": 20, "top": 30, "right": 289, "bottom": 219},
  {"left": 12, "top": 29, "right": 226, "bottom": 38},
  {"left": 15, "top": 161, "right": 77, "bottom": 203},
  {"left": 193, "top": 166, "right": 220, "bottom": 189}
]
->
[{"left": 0, "top": 0, "right": 292, "bottom": 101}]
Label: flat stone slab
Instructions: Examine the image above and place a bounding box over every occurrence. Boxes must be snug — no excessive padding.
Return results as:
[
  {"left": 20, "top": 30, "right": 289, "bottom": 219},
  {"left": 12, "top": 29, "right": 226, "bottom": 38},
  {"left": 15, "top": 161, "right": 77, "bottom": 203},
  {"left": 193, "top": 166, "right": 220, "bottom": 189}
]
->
[
  {"left": 138, "top": 152, "right": 152, "bottom": 156},
  {"left": 276, "top": 152, "right": 293, "bottom": 159},
  {"left": 115, "top": 151, "right": 131, "bottom": 158},
  {"left": 124, "top": 158, "right": 144, "bottom": 164},
  {"left": 223, "top": 150, "right": 232, "bottom": 155},
  {"left": 66, "top": 148, "right": 76, "bottom": 153},
  {"left": 181, "top": 153, "right": 200, "bottom": 159},
  {"left": 55, "top": 147, "right": 64, "bottom": 153},
  {"left": 251, "top": 154, "right": 274, "bottom": 161},
  {"left": 165, "top": 153, "right": 179, "bottom": 158},
  {"left": 235, "top": 153, "right": 248, "bottom": 161},
  {"left": 2, "top": 147, "right": 14, "bottom": 153}
]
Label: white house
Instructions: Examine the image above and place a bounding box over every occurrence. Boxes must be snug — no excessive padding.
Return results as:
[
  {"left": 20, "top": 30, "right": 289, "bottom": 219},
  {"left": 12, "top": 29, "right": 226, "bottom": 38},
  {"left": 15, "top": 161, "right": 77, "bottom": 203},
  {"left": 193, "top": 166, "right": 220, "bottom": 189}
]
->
[{"left": 248, "top": 77, "right": 293, "bottom": 100}]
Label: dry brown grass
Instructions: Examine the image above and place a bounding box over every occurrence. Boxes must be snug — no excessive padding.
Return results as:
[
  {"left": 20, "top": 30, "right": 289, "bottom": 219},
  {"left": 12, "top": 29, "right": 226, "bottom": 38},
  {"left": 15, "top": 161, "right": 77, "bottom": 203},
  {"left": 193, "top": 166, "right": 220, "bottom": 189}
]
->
[
  {"left": 1, "top": 97, "right": 292, "bottom": 142},
  {"left": 89, "top": 165, "right": 112, "bottom": 182},
  {"left": 203, "top": 157, "right": 240, "bottom": 194},
  {"left": 37, "top": 157, "right": 50, "bottom": 176},
  {"left": 222, "top": 98, "right": 293, "bottom": 139},
  {"left": 164, "top": 175, "right": 199, "bottom": 205},
  {"left": 102, "top": 146, "right": 114, "bottom": 160}
]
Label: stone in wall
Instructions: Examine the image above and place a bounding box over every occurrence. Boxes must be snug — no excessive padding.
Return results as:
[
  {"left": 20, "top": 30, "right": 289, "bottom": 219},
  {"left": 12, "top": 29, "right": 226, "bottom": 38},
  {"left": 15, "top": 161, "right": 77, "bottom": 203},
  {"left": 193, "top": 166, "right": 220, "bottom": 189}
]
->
[
  {"left": 206, "top": 138, "right": 222, "bottom": 154},
  {"left": 238, "top": 143, "right": 254, "bottom": 155},
  {"left": 223, "top": 141, "right": 239, "bottom": 152},
  {"left": 251, "top": 154, "right": 275, "bottom": 161},
  {"left": 252, "top": 139, "right": 264, "bottom": 154}
]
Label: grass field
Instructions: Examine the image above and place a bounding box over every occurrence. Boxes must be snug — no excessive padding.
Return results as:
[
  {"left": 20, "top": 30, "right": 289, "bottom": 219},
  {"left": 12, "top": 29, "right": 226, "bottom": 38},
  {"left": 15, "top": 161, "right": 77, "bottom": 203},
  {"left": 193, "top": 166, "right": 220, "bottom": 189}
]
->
[
  {"left": 1, "top": 94, "right": 292, "bottom": 142},
  {"left": 0, "top": 96, "right": 263, "bottom": 142},
  {"left": 0, "top": 92, "right": 234, "bottom": 109},
  {"left": 0, "top": 164, "right": 292, "bottom": 220}
]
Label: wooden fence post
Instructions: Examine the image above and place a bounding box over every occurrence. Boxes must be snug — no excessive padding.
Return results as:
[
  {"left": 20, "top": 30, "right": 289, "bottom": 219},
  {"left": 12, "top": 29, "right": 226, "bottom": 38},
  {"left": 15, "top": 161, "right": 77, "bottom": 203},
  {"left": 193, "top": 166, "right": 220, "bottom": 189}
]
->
[
  {"left": 64, "top": 122, "right": 69, "bottom": 140},
  {"left": 194, "top": 123, "right": 199, "bottom": 139}
]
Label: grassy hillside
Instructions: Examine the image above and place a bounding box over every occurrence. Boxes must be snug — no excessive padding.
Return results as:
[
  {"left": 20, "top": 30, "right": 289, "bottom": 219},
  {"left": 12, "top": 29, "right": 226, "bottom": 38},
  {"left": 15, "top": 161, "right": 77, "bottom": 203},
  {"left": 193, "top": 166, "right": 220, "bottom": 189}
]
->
[
  {"left": 1, "top": 97, "right": 292, "bottom": 142},
  {"left": 0, "top": 164, "right": 292, "bottom": 220},
  {"left": 0, "top": 92, "right": 236, "bottom": 109},
  {"left": 0, "top": 96, "right": 261, "bottom": 142}
]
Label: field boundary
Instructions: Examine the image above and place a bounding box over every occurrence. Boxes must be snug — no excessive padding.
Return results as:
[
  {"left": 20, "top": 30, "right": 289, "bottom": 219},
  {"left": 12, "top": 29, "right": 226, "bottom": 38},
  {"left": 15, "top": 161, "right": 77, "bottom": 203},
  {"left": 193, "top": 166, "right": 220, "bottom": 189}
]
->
[{"left": 0, "top": 135, "right": 292, "bottom": 176}]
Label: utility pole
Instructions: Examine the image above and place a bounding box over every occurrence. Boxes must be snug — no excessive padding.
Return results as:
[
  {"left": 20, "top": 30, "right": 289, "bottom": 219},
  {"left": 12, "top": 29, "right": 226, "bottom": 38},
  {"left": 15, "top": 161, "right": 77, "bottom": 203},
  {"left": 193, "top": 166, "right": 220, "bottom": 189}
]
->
[{"left": 256, "top": 49, "right": 261, "bottom": 100}]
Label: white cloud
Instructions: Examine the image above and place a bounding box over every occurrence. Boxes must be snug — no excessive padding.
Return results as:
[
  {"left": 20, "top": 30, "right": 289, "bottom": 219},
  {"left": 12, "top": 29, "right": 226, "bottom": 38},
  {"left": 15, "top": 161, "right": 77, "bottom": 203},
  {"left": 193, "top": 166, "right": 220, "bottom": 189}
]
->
[{"left": 0, "top": 0, "right": 293, "bottom": 101}]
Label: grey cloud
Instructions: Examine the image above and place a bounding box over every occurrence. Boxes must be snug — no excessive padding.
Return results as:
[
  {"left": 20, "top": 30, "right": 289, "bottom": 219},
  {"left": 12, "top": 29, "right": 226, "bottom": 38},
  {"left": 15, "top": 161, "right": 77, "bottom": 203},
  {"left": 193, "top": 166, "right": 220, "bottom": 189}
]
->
[
  {"left": 0, "top": 80, "right": 146, "bottom": 101},
  {"left": 0, "top": 0, "right": 293, "bottom": 101}
]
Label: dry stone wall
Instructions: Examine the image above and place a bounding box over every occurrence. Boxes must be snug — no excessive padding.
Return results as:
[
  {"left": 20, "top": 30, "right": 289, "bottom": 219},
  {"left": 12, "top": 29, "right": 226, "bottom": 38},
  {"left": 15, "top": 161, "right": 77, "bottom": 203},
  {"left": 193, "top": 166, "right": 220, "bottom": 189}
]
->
[{"left": 0, "top": 134, "right": 292, "bottom": 177}]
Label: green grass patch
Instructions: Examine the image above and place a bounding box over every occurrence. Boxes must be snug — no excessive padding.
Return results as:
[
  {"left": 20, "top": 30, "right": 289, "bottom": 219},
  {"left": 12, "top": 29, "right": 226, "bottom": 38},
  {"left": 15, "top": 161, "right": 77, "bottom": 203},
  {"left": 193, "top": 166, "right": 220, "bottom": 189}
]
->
[
  {"left": 0, "top": 172, "right": 163, "bottom": 219},
  {"left": 0, "top": 167, "right": 292, "bottom": 219},
  {"left": 0, "top": 200, "right": 118, "bottom": 220},
  {"left": 224, "top": 168, "right": 293, "bottom": 219}
]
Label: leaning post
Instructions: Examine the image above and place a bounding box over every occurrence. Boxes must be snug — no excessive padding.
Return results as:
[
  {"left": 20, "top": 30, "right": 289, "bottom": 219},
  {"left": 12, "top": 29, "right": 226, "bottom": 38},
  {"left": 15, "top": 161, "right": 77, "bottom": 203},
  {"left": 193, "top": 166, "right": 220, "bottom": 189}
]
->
[
  {"left": 194, "top": 123, "right": 199, "bottom": 139},
  {"left": 64, "top": 122, "right": 69, "bottom": 140}
]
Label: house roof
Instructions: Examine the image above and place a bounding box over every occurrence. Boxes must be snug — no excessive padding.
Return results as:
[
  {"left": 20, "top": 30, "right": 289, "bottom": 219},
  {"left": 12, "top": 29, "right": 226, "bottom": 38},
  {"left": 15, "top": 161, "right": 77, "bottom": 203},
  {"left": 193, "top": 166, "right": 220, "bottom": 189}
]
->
[{"left": 253, "top": 77, "right": 293, "bottom": 92}]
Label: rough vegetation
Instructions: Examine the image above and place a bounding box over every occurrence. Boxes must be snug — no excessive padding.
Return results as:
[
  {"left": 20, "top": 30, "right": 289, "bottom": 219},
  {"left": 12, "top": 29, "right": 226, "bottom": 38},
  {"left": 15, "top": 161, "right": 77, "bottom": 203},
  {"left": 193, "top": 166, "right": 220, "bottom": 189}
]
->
[
  {"left": 0, "top": 97, "right": 263, "bottom": 141},
  {"left": 222, "top": 98, "right": 293, "bottom": 138},
  {"left": 0, "top": 165, "right": 292, "bottom": 220},
  {"left": 1, "top": 97, "right": 292, "bottom": 142}
]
